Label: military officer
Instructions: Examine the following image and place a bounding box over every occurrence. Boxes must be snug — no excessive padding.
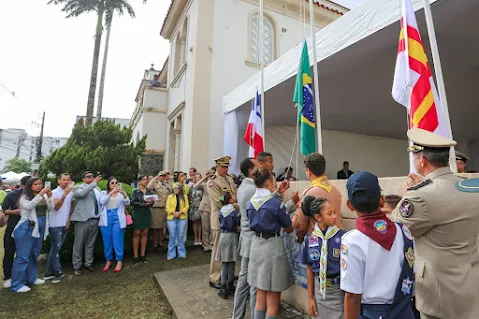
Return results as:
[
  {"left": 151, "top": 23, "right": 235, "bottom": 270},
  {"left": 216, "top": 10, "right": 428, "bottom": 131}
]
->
[
  {"left": 147, "top": 170, "right": 171, "bottom": 249},
  {"left": 208, "top": 156, "right": 237, "bottom": 289},
  {"left": 391, "top": 127, "right": 479, "bottom": 319},
  {"left": 455, "top": 151, "right": 470, "bottom": 174}
]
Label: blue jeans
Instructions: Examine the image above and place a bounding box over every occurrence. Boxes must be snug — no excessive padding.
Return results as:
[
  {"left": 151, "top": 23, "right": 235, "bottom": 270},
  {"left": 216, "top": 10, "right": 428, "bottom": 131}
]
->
[
  {"left": 167, "top": 218, "right": 187, "bottom": 260},
  {"left": 11, "top": 216, "right": 46, "bottom": 291},
  {"left": 46, "top": 226, "right": 67, "bottom": 274},
  {"left": 100, "top": 209, "right": 124, "bottom": 261}
]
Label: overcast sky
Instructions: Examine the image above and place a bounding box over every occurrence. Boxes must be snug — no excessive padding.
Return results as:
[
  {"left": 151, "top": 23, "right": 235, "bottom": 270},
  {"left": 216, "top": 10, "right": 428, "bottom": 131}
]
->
[{"left": 0, "top": 0, "right": 170, "bottom": 138}]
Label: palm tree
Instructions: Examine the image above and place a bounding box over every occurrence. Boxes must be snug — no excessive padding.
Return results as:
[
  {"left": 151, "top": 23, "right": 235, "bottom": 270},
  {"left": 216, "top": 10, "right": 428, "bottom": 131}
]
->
[
  {"left": 48, "top": 0, "right": 135, "bottom": 127},
  {"left": 97, "top": 5, "right": 135, "bottom": 120}
]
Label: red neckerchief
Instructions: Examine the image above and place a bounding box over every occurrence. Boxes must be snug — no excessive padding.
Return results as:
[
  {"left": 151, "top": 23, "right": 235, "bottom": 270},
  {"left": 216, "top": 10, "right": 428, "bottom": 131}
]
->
[{"left": 355, "top": 211, "right": 397, "bottom": 251}]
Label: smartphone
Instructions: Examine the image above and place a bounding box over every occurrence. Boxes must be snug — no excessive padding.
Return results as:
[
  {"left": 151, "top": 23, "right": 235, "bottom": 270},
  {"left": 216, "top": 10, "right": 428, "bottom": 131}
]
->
[
  {"left": 45, "top": 181, "right": 51, "bottom": 189},
  {"left": 118, "top": 182, "right": 122, "bottom": 190},
  {"left": 70, "top": 181, "right": 75, "bottom": 188}
]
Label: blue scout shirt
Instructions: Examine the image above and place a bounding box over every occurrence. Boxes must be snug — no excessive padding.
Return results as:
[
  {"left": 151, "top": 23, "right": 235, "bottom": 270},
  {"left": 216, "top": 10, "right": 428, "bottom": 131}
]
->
[
  {"left": 219, "top": 204, "right": 240, "bottom": 233},
  {"left": 301, "top": 228, "right": 345, "bottom": 277},
  {"left": 246, "top": 190, "right": 292, "bottom": 234}
]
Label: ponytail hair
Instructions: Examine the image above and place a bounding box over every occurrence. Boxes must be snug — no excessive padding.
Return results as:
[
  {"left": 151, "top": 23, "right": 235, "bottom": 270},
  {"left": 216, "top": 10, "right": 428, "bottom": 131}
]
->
[
  {"left": 220, "top": 192, "right": 232, "bottom": 206},
  {"left": 302, "top": 195, "right": 329, "bottom": 217},
  {"left": 252, "top": 168, "right": 272, "bottom": 188}
]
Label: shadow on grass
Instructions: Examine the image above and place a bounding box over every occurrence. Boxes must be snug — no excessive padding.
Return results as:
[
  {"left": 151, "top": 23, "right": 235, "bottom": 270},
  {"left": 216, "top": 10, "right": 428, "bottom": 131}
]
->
[{"left": 0, "top": 225, "right": 211, "bottom": 319}]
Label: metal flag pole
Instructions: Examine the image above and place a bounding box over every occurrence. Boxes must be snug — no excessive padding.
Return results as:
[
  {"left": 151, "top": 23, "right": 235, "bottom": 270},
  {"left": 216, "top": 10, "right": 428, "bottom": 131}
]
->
[
  {"left": 308, "top": 0, "right": 323, "bottom": 154},
  {"left": 422, "top": 0, "right": 457, "bottom": 172},
  {"left": 259, "top": 0, "right": 266, "bottom": 150}
]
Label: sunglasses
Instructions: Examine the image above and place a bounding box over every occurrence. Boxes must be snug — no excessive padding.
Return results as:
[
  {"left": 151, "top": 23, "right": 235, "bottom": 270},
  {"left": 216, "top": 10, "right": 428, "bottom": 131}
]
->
[{"left": 110, "top": 181, "right": 118, "bottom": 184}]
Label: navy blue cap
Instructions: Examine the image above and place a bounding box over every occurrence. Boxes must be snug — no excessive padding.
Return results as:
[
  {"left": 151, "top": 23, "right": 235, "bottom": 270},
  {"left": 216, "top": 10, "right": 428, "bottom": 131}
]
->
[{"left": 346, "top": 171, "right": 381, "bottom": 202}]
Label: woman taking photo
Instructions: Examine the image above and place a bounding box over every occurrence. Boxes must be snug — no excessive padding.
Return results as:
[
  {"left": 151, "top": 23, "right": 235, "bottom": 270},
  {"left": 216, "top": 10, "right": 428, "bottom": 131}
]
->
[
  {"left": 189, "top": 172, "right": 203, "bottom": 246},
  {"left": 165, "top": 183, "right": 189, "bottom": 261},
  {"left": 11, "top": 177, "right": 53, "bottom": 293},
  {"left": 99, "top": 177, "right": 130, "bottom": 273},
  {"left": 247, "top": 168, "right": 295, "bottom": 319},
  {"left": 130, "top": 175, "right": 154, "bottom": 265}
]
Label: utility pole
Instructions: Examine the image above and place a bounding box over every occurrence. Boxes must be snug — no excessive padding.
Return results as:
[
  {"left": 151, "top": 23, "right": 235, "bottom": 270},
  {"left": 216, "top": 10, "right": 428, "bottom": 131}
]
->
[{"left": 35, "top": 112, "right": 45, "bottom": 163}]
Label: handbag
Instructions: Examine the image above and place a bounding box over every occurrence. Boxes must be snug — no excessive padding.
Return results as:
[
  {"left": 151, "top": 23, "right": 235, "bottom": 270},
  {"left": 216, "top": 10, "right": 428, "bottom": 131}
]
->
[{"left": 125, "top": 205, "right": 133, "bottom": 226}]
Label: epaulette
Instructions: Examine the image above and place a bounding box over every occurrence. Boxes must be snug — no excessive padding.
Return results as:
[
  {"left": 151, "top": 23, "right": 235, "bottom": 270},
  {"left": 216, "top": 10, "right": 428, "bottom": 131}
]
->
[
  {"left": 211, "top": 175, "right": 216, "bottom": 180},
  {"left": 407, "top": 179, "right": 432, "bottom": 191}
]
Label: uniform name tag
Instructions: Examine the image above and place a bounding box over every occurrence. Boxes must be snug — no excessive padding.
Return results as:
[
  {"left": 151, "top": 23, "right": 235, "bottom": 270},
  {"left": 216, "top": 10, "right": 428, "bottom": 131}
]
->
[
  {"left": 309, "top": 236, "right": 319, "bottom": 247},
  {"left": 333, "top": 248, "right": 340, "bottom": 258}
]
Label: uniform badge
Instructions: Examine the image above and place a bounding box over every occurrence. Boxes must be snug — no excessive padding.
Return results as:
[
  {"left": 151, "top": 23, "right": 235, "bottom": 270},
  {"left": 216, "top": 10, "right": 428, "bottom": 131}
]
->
[
  {"left": 309, "top": 236, "right": 319, "bottom": 247},
  {"left": 340, "top": 244, "right": 348, "bottom": 256},
  {"left": 309, "top": 248, "right": 320, "bottom": 261},
  {"left": 208, "top": 181, "right": 215, "bottom": 188},
  {"left": 402, "top": 225, "right": 413, "bottom": 240},
  {"left": 374, "top": 220, "right": 388, "bottom": 235},
  {"left": 333, "top": 248, "right": 340, "bottom": 258},
  {"left": 405, "top": 247, "right": 415, "bottom": 268},
  {"left": 334, "top": 237, "right": 341, "bottom": 244},
  {"left": 400, "top": 200, "right": 414, "bottom": 218},
  {"left": 401, "top": 277, "right": 413, "bottom": 295},
  {"left": 341, "top": 258, "right": 347, "bottom": 269}
]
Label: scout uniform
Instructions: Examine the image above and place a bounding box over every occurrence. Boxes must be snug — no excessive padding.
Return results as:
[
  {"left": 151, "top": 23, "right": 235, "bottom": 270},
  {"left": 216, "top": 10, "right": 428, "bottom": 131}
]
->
[
  {"left": 302, "top": 225, "right": 345, "bottom": 319},
  {"left": 208, "top": 156, "right": 237, "bottom": 286},
  {"left": 391, "top": 127, "right": 479, "bottom": 319},
  {"left": 149, "top": 171, "right": 171, "bottom": 230},
  {"left": 246, "top": 188, "right": 294, "bottom": 293},
  {"left": 341, "top": 171, "right": 415, "bottom": 319}
]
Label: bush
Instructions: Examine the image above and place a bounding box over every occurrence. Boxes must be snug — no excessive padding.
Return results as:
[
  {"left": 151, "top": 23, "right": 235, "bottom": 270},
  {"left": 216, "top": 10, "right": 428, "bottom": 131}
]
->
[{"left": 42, "top": 181, "right": 137, "bottom": 260}]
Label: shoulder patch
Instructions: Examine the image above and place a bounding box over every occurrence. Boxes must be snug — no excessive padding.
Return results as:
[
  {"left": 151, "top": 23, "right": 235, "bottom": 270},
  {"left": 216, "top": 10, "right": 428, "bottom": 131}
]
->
[
  {"left": 208, "top": 181, "right": 215, "bottom": 188},
  {"left": 407, "top": 179, "right": 432, "bottom": 191},
  {"left": 400, "top": 199, "right": 414, "bottom": 218}
]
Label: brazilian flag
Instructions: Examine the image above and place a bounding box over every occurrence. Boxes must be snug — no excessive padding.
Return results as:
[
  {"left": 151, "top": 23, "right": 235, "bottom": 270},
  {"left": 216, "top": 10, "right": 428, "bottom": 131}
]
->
[{"left": 293, "top": 40, "right": 316, "bottom": 155}]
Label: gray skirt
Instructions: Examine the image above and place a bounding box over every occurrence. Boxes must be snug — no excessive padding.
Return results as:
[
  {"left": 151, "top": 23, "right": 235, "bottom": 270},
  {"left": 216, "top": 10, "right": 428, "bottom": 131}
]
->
[
  {"left": 216, "top": 232, "right": 240, "bottom": 262},
  {"left": 314, "top": 276, "right": 344, "bottom": 319},
  {"left": 247, "top": 235, "right": 294, "bottom": 292}
]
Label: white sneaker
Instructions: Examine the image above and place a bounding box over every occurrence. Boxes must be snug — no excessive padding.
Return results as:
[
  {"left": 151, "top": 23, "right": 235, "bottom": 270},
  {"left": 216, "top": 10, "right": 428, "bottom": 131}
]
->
[
  {"left": 33, "top": 278, "right": 45, "bottom": 285},
  {"left": 16, "top": 286, "right": 31, "bottom": 293},
  {"left": 3, "top": 279, "right": 11, "bottom": 289}
]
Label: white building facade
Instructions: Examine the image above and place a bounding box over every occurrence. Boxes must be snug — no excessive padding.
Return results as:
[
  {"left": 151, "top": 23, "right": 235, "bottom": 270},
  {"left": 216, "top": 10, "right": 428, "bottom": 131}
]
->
[{"left": 133, "top": 0, "right": 346, "bottom": 174}]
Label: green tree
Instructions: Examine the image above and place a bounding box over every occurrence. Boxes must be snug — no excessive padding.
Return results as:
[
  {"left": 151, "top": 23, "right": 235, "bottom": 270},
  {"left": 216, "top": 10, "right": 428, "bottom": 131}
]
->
[
  {"left": 48, "top": 0, "right": 136, "bottom": 127},
  {"left": 39, "top": 120, "right": 146, "bottom": 183},
  {"left": 3, "top": 157, "right": 32, "bottom": 173}
]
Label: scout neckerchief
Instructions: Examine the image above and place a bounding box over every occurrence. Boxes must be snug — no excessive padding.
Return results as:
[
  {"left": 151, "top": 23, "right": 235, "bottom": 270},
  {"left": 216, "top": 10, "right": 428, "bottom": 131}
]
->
[
  {"left": 310, "top": 176, "right": 333, "bottom": 193},
  {"left": 312, "top": 223, "right": 340, "bottom": 298},
  {"left": 356, "top": 211, "right": 397, "bottom": 251},
  {"left": 250, "top": 188, "right": 273, "bottom": 210},
  {"left": 220, "top": 204, "right": 236, "bottom": 217}
]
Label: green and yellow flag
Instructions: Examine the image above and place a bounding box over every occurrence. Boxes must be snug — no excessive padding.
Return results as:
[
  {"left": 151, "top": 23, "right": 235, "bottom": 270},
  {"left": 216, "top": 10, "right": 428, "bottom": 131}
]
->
[{"left": 293, "top": 40, "right": 316, "bottom": 155}]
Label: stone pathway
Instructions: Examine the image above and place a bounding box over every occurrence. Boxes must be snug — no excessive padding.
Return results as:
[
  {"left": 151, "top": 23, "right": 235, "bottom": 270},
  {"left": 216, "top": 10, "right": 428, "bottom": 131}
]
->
[{"left": 154, "top": 264, "right": 307, "bottom": 319}]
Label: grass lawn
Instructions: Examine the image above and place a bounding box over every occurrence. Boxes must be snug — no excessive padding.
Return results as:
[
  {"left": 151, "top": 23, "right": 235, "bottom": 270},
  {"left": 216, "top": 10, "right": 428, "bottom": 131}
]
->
[{"left": 0, "top": 226, "right": 211, "bottom": 319}]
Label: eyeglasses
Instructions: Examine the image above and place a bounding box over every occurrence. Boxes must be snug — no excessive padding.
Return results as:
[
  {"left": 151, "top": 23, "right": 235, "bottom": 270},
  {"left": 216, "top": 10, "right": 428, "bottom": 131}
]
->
[{"left": 85, "top": 175, "right": 94, "bottom": 178}]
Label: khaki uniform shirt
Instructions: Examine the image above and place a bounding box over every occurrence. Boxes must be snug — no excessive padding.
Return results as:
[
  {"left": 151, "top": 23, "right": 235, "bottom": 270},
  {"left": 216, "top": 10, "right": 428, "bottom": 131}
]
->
[
  {"left": 208, "top": 172, "right": 236, "bottom": 230},
  {"left": 149, "top": 180, "right": 171, "bottom": 208},
  {"left": 193, "top": 181, "right": 211, "bottom": 213},
  {"left": 391, "top": 167, "right": 479, "bottom": 319}
]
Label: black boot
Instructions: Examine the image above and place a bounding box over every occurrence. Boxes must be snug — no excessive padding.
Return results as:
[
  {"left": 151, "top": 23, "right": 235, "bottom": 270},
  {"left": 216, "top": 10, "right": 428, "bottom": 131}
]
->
[
  {"left": 218, "top": 285, "right": 228, "bottom": 299},
  {"left": 227, "top": 282, "right": 236, "bottom": 294}
]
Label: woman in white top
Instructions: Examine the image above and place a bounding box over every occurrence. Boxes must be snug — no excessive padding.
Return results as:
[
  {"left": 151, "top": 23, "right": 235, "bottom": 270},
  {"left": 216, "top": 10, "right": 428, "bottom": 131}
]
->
[
  {"left": 11, "top": 177, "right": 53, "bottom": 293},
  {"left": 99, "top": 177, "right": 130, "bottom": 273}
]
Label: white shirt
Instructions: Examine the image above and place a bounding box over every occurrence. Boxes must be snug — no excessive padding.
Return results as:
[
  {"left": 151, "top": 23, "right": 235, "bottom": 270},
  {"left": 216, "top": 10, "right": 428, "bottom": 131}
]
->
[
  {"left": 50, "top": 186, "right": 74, "bottom": 227},
  {"left": 340, "top": 224, "right": 404, "bottom": 304}
]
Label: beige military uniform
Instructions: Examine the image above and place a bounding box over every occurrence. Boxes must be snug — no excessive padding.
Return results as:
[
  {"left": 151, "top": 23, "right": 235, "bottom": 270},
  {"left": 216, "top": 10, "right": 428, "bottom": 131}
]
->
[
  {"left": 208, "top": 157, "right": 236, "bottom": 285},
  {"left": 149, "top": 180, "right": 170, "bottom": 229},
  {"left": 391, "top": 128, "right": 479, "bottom": 319},
  {"left": 193, "top": 179, "right": 213, "bottom": 251}
]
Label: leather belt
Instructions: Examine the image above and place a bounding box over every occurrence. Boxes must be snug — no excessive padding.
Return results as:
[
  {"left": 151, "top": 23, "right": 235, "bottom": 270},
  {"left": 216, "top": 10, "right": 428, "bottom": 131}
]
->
[
  {"left": 315, "top": 274, "right": 340, "bottom": 286},
  {"left": 255, "top": 231, "right": 280, "bottom": 240}
]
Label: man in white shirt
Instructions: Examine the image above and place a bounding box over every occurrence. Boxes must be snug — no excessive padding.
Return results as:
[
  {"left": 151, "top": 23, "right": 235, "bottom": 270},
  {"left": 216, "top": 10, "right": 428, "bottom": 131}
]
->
[
  {"left": 341, "top": 171, "right": 415, "bottom": 319},
  {"left": 44, "top": 173, "right": 74, "bottom": 283}
]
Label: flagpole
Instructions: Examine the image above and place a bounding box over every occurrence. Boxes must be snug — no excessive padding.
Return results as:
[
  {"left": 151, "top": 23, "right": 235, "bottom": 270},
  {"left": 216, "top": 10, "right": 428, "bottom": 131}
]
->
[
  {"left": 259, "top": 0, "right": 266, "bottom": 150},
  {"left": 308, "top": 0, "right": 323, "bottom": 154},
  {"left": 422, "top": 0, "right": 457, "bottom": 173}
]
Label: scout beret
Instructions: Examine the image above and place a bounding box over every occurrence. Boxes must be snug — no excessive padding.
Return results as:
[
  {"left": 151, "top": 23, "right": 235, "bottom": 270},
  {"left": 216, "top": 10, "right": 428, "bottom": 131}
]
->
[{"left": 406, "top": 127, "right": 456, "bottom": 152}]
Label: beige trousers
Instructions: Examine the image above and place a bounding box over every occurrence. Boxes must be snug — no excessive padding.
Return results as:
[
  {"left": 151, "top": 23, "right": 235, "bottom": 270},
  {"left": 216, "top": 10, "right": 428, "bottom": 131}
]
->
[
  {"left": 209, "top": 229, "right": 222, "bottom": 284},
  {"left": 200, "top": 210, "right": 212, "bottom": 250}
]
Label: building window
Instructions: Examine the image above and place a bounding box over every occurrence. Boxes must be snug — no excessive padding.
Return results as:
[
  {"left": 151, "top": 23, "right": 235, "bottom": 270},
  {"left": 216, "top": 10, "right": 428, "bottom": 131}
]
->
[{"left": 250, "top": 13, "right": 275, "bottom": 65}]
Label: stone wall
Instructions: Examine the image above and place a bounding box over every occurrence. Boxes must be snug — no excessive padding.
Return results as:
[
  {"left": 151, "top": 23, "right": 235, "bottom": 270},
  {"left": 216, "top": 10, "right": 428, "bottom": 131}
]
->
[{"left": 139, "top": 152, "right": 164, "bottom": 176}]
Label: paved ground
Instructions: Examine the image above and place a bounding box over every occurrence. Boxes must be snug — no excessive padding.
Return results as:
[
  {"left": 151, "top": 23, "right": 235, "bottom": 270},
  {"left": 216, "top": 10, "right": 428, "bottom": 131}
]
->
[{"left": 154, "top": 264, "right": 307, "bottom": 319}]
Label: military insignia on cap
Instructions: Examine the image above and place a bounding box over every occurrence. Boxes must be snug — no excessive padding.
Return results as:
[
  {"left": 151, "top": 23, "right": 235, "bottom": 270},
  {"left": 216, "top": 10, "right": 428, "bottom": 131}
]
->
[
  {"left": 402, "top": 225, "right": 413, "bottom": 240},
  {"left": 340, "top": 244, "right": 348, "bottom": 256},
  {"left": 405, "top": 247, "right": 415, "bottom": 268},
  {"left": 401, "top": 277, "right": 413, "bottom": 295},
  {"left": 309, "top": 248, "right": 320, "bottom": 261},
  {"left": 333, "top": 248, "right": 340, "bottom": 258},
  {"left": 400, "top": 200, "right": 413, "bottom": 218},
  {"left": 341, "top": 258, "right": 347, "bottom": 269},
  {"left": 374, "top": 220, "right": 388, "bottom": 235}
]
